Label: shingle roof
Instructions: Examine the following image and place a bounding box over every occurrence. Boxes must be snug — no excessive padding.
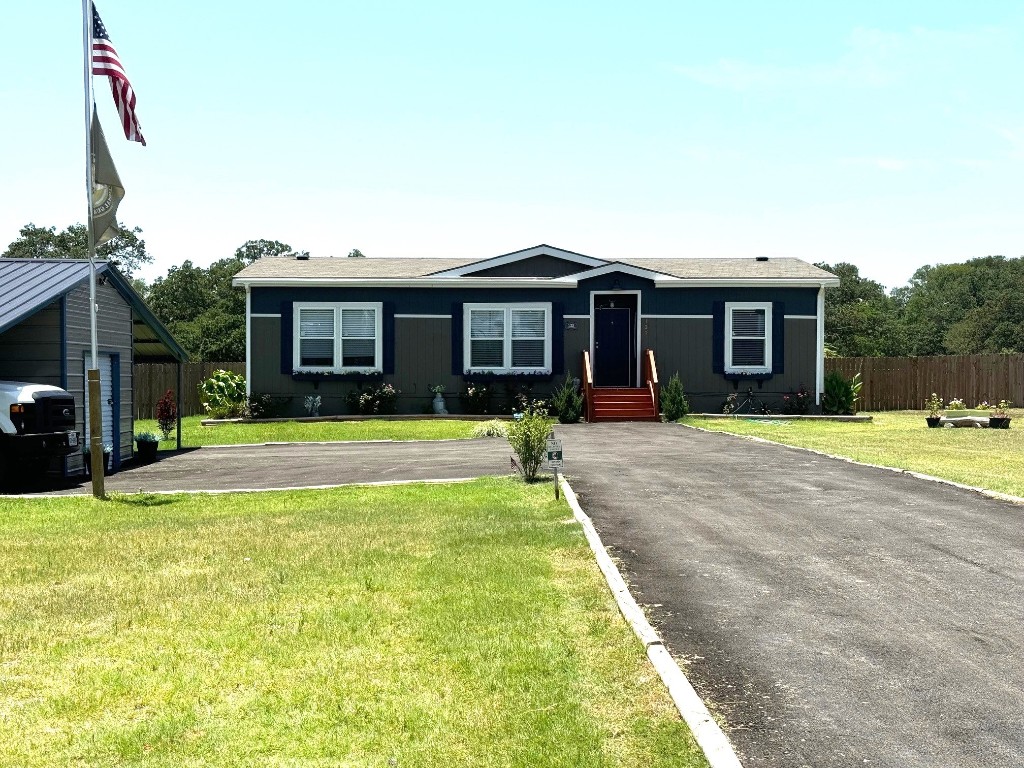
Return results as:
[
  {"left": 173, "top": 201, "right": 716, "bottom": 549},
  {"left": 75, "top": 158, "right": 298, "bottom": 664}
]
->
[
  {"left": 233, "top": 254, "right": 836, "bottom": 281},
  {"left": 0, "top": 258, "right": 188, "bottom": 361},
  {"left": 234, "top": 257, "right": 476, "bottom": 279}
]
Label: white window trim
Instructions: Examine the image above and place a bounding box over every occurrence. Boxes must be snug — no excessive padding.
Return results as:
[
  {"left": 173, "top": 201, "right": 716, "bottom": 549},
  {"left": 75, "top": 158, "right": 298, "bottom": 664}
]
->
[
  {"left": 293, "top": 301, "right": 383, "bottom": 373},
  {"left": 725, "top": 302, "right": 772, "bottom": 374},
  {"left": 463, "top": 303, "right": 552, "bottom": 374}
]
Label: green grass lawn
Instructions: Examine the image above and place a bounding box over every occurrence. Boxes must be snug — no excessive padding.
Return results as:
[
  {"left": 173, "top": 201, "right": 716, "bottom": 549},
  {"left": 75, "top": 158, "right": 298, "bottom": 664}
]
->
[
  {"left": 134, "top": 415, "right": 484, "bottom": 448},
  {"left": 681, "top": 410, "right": 1024, "bottom": 498},
  {"left": 0, "top": 478, "right": 707, "bottom": 767}
]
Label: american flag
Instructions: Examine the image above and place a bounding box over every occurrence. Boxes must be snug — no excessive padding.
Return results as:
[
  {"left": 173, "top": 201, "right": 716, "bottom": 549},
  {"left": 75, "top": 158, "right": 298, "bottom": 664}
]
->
[{"left": 91, "top": 4, "right": 146, "bottom": 146}]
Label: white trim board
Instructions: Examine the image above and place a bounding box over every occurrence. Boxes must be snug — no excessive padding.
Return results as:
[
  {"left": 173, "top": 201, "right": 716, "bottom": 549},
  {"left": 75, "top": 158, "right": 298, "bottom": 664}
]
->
[
  {"left": 785, "top": 315, "right": 817, "bottom": 320},
  {"left": 640, "top": 314, "right": 713, "bottom": 320},
  {"left": 394, "top": 314, "right": 452, "bottom": 319},
  {"left": 250, "top": 313, "right": 281, "bottom": 318}
]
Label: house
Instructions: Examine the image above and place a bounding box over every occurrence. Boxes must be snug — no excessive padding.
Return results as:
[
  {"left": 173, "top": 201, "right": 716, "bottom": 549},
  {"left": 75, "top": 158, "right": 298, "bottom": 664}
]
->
[
  {"left": 232, "top": 244, "right": 840, "bottom": 417},
  {"left": 0, "top": 258, "right": 188, "bottom": 473}
]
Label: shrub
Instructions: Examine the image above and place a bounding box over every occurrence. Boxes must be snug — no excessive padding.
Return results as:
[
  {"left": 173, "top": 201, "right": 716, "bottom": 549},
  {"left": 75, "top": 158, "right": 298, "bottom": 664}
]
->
[
  {"left": 550, "top": 374, "right": 585, "bottom": 424},
  {"left": 472, "top": 419, "right": 508, "bottom": 438},
  {"left": 156, "top": 389, "right": 177, "bottom": 439},
  {"left": 198, "top": 370, "right": 247, "bottom": 419},
  {"left": 345, "top": 383, "right": 399, "bottom": 415},
  {"left": 782, "top": 385, "right": 812, "bottom": 415},
  {"left": 459, "top": 384, "right": 494, "bottom": 415},
  {"left": 246, "top": 393, "right": 291, "bottom": 419},
  {"left": 507, "top": 412, "right": 551, "bottom": 481},
  {"left": 660, "top": 373, "right": 690, "bottom": 421},
  {"left": 134, "top": 431, "right": 159, "bottom": 443},
  {"left": 822, "top": 371, "right": 862, "bottom": 415}
]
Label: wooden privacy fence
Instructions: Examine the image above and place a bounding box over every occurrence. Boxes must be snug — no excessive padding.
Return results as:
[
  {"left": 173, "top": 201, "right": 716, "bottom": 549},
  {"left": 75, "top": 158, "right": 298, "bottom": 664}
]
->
[
  {"left": 135, "top": 362, "right": 245, "bottom": 418},
  {"left": 826, "top": 355, "right": 1024, "bottom": 412}
]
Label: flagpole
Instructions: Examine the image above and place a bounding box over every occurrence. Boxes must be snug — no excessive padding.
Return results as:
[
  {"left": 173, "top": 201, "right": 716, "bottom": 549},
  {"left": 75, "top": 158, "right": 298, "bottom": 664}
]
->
[
  {"left": 82, "top": 0, "right": 98, "bottom": 371},
  {"left": 83, "top": 0, "right": 104, "bottom": 497}
]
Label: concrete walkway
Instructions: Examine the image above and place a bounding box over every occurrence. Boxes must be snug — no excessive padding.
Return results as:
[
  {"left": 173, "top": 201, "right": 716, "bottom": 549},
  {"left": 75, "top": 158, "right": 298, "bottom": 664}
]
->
[{"left": 554, "top": 422, "right": 1024, "bottom": 768}]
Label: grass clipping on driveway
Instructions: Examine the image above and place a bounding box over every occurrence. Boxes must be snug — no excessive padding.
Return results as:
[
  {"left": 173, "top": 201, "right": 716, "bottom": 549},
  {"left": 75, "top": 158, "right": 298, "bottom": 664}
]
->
[{"left": 0, "top": 478, "right": 707, "bottom": 767}]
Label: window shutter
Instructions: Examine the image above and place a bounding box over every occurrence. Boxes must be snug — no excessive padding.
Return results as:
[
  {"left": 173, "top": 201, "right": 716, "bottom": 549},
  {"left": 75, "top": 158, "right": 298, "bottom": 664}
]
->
[
  {"left": 450, "top": 303, "right": 463, "bottom": 375},
  {"left": 280, "top": 301, "right": 293, "bottom": 374},
  {"left": 551, "top": 302, "right": 564, "bottom": 374},
  {"left": 712, "top": 301, "right": 724, "bottom": 374},
  {"left": 772, "top": 302, "right": 785, "bottom": 374},
  {"left": 382, "top": 302, "right": 395, "bottom": 374}
]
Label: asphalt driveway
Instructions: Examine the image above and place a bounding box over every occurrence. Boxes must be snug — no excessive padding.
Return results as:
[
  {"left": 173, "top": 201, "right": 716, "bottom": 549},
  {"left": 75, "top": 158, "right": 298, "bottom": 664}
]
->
[
  {"left": 554, "top": 422, "right": 1024, "bottom": 768},
  {"left": 12, "top": 439, "right": 513, "bottom": 495}
]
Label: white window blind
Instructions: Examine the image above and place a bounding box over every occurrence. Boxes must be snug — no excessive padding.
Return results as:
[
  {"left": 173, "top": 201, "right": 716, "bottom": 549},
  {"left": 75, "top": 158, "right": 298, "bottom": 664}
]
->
[
  {"left": 341, "top": 308, "right": 377, "bottom": 367},
  {"left": 511, "top": 309, "right": 545, "bottom": 368},
  {"left": 470, "top": 309, "right": 505, "bottom": 368},
  {"left": 299, "top": 308, "right": 335, "bottom": 367}
]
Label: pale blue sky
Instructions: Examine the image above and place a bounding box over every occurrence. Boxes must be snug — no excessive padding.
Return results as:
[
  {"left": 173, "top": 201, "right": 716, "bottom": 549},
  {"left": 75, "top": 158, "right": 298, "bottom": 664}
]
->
[{"left": 2, "top": 2, "right": 1021, "bottom": 288}]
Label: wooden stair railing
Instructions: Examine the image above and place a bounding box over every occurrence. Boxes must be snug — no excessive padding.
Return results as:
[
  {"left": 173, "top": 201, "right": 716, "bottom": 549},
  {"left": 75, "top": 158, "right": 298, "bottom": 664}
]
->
[
  {"left": 582, "top": 349, "right": 595, "bottom": 422},
  {"left": 643, "top": 348, "right": 659, "bottom": 419}
]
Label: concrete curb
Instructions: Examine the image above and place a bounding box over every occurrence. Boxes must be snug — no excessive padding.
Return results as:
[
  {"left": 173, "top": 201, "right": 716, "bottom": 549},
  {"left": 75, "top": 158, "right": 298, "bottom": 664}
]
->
[
  {"left": 559, "top": 476, "right": 744, "bottom": 768},
  {"left": 679, "top": 422, "right": 1024, "bottom": 506}
]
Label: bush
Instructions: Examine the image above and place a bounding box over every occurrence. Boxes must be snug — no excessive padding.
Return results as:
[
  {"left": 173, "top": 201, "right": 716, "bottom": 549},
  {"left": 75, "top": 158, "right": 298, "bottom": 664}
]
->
[
  {"left": 660, "top": 373, "right": 690, "bottom": 421},
  {"left": 507, "top": 412, "right": 551, "bottom": 481},
  {"left": 472, "top": 420, "right": 508, "bottom": 438},
  {"left": 345, "top": 383, "right": 399, "bottom": 415},
  {"left": 822, "top": 371, "right": 862, "bottom": 415},
  {"left": 459, "top": 384, "right": 494, "bottom": 415},
  {"left": 246, "top": 393, "right": 291, "bottom": 419},
  {"left": 782, "top": 386, "right": 812, "bottom": 415},
  {"left": 198, "top": 370, "right": 247, "bottom": 419},
  {"left": 550, "top": 374, "right": 585, "bottom": 424},
  {"left": 156, "top": 389, "right": 177, "bottom": 439}
]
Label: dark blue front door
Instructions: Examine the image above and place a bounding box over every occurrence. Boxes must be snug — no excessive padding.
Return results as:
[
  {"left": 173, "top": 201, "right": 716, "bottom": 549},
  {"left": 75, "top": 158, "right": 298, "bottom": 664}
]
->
[{"left": 594, "top": 307, "right": 632, "bottom": 386}]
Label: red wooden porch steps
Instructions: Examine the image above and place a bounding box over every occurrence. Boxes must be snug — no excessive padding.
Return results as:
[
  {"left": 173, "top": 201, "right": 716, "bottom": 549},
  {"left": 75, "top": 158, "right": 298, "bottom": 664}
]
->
[
  {"left": 589, "top": 387, "right": 659, "bottom": 421},
  {"left": 582, "top": 348, "right": 661, "bottom": 422}
]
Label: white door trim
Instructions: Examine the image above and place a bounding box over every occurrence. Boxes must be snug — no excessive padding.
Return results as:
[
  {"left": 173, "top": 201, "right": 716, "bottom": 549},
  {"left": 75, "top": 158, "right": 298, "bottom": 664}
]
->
[{"left": 589, "top": 290, "right": 643, "bottom": 387}]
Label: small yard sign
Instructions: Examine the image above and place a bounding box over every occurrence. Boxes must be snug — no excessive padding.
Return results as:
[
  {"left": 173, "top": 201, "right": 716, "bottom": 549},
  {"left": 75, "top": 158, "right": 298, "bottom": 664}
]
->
[{"left": 545, "top": 439, "right": 563, "bottom": 469}]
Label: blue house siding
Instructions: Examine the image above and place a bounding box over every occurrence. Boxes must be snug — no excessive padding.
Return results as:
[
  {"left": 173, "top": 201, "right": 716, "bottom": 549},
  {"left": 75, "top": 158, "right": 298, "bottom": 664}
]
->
[{"left": 249, "top": 275, "right": 821, "bottom": 415}]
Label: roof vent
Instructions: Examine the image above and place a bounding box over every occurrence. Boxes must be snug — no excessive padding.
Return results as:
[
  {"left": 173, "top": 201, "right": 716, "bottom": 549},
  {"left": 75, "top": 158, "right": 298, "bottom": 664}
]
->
[
  {"left": 295, "top": 252, "right": 310, "bottom": 260},
  {"left": 755, "top": 256, "right": 769, "bottom": 262}
]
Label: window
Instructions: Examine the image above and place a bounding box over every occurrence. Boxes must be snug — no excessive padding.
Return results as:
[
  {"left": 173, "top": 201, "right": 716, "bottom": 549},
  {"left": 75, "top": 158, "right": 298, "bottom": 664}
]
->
[
  {"left": 294, "top": 303, "right": 382, "bottom": 372},
  {"left": 464, "top": 304, "right": 551, "bottom": 372},
  {"left": 725, "top": 302, "right": 772, "bottom": 373}
]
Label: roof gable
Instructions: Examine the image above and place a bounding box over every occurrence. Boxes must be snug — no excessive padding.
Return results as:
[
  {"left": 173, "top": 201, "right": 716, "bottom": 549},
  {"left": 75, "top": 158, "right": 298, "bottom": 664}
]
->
[
  {"left": 427, "top": 244, "right": 605, "bottom": 277},
  {"left": 0, "top": 258, "right": 188, "bottom": 361}
]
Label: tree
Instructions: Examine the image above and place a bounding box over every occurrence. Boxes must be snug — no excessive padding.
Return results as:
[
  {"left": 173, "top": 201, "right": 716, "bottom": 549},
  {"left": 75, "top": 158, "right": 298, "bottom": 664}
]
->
[
  {"left": 145, "top": 239, "right": 301, "bottom": 362},
  {"left": 900, "top": 256, "right": 1024, "bottom": 354},
  {"left": 234, "top": 239, "right": 295, "bottom": 265},
  {"left": 2, "top": 222, "right": 152, "bottom": 277},
  {"left": 815, "top": 262, "right": 905, "bottom": 357},
  {"left": 347, "top": 248, "right": 366, "bottom": 258}
]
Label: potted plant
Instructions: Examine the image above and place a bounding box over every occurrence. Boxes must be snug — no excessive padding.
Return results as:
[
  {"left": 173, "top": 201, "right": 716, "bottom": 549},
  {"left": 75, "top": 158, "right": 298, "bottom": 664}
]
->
[
  {"left": 304, "top": 394, "right": 321, "bottom": 417},
  {"left": 135, "top": 431, "right": 160, "bottom": 464},
  {"left": 81, "top": 443, "right": 114, "bottom": 478},
  {"left": 989, "top": 399, "right": 1013, "bottom": 429},
  {"left": 925, "top": 393, "right": 943, "bottom": 428},
  {"left": 429, "top": 384, "right": 448, "bottom": 415}
]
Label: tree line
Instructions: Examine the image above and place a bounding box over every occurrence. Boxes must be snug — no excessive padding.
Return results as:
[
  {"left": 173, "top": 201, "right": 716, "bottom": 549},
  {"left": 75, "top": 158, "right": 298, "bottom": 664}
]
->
[
  {"left": 816, "top": 257, "right": 1024, "bottom": 357},
  {"left": 3, "top": 221, "right": 1021, "bottom": 360}
]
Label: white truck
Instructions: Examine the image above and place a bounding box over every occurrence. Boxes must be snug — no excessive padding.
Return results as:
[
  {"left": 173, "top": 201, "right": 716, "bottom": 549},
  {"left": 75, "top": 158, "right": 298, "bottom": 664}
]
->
[{"left": 0, "top": 381, "right": 81, "bottom": 487}]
